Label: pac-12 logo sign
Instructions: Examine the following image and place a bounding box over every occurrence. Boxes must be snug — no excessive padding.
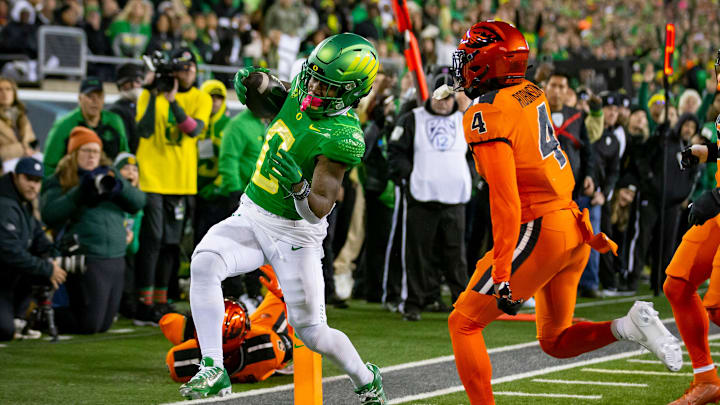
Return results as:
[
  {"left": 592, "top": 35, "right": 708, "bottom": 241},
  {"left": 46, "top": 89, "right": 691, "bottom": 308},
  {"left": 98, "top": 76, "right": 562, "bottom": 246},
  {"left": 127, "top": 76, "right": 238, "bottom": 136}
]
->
[{"left": 427, "top": 118, "right": 457, "bottom": 151}]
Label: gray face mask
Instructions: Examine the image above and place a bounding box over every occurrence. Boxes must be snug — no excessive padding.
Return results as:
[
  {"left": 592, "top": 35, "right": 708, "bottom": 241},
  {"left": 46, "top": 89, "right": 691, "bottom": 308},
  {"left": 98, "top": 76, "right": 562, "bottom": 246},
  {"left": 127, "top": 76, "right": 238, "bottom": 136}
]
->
[{"left": 120, "top": 87, "right": 142, "bottom": 102}]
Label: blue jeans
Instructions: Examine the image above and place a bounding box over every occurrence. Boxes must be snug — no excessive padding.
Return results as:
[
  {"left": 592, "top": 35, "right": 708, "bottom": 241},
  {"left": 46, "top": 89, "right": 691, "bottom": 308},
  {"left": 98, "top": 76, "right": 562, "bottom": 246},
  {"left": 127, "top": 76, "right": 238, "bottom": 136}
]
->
[{"left": 576, "top": 196, "right": 601, "bottom": 290}]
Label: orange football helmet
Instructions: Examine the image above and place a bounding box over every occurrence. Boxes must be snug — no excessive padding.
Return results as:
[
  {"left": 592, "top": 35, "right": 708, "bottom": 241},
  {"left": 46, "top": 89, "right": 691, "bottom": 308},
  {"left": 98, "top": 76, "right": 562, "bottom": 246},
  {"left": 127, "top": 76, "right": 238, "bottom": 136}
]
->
[
  {"left": 222, "top": 298, "right": 251, "bottom": 352},
  {"left": 452, "top": 20, "right": 529, "bottom": 91}
]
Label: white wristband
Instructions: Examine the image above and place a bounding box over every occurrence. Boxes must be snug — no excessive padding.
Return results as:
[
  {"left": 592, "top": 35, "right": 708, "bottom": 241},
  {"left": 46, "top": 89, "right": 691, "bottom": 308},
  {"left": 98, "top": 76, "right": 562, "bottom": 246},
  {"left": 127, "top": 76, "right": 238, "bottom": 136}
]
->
[{"left": 294, "top": 196, "right": 322, "bottom": 224}]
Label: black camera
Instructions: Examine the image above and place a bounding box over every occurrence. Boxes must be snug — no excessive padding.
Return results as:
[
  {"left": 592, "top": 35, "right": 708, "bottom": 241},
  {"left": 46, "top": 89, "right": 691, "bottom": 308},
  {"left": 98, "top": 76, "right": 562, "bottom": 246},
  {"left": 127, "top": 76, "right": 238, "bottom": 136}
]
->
[
  {"left": 55, "top": 232, "right": 86, "bottom": 274},
  {"left": 142, "top": 51, "right": 192, "bottom": 93},
  {"left": 94, "top": 172, "right": 118, "bottom": 196}
]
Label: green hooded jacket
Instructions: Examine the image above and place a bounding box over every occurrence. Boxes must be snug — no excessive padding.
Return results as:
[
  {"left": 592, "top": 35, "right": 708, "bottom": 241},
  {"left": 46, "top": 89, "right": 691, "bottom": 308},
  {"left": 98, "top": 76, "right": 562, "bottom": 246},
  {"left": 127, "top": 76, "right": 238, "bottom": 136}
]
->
[{"left": 40, "top": 169, "right": 146, "bottom": 259}]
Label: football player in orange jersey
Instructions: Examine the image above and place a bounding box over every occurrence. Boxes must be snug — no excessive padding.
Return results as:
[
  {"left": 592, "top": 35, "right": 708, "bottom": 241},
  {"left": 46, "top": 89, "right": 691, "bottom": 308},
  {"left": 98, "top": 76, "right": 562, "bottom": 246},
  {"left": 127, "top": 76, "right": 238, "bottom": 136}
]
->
[
  {"left": 446, "top": 20, "right": 683, "bottom": 404},
  {"left": 664, "top": 50, "right": 720, "bottom": 405},
  {"left": 162, "top": 266, "right": 293, "bottom": 384}
]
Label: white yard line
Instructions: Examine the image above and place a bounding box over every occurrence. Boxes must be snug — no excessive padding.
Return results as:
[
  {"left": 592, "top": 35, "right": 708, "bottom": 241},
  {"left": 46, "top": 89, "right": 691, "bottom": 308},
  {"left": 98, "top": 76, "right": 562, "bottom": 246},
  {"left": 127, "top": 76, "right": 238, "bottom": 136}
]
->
[
  {"left": 495, "top": 391, "right": 602, "bottom": 400},
  {"left": 389, "top": 349, "right": 647, "bottom": 404},
  {"left": 626, "top": 359, "right": 704, "bottom": 366},
  {"left": 386, "top": 386, "right": 467, "bottom": 404},
  {"left": 582, "top": 368, "right": 693, "bottom": 377},
  {"left": 164, "top": 341, "right": 543, "bottom": 405},
  {"left": 107, "top": 328, "right": 135, "bottom": 334},
  {"left": 573, "top": 295, "right": 654, "bottom": 309},
  {"left": 531, "top": 378, "right": 647, "bottom": 387},
  {"left": 683, "top": 351, "right": 720, "bottom": 356},
  {"left": 163, "top": 315, "right": 706, "bottom": 404}
]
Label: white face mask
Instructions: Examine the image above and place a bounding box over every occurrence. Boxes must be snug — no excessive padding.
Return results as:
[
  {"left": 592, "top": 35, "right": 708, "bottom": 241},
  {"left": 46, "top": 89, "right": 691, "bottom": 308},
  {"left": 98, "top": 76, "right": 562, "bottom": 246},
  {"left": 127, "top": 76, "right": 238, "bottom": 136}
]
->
[{"left": 121, "top": 87, "right": 142, "bottom": 102}]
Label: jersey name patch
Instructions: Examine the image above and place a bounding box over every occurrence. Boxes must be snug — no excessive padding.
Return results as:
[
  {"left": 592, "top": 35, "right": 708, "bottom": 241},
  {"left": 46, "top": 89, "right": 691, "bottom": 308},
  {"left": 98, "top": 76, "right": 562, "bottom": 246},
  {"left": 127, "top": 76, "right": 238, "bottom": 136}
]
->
[{"left": 512, "top": 83, "right": 543, "bottom": 107}]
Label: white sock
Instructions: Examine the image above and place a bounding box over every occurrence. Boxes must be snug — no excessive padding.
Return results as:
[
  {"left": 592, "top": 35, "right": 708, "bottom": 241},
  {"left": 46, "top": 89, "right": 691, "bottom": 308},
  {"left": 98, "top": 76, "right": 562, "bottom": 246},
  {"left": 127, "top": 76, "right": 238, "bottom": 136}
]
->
[
  {"left": 694, "top": 364, "right": 716, "bottom": 374},
  {"left": 611, "top": 316, "right": 627, "bottom": 340},
  {"left": 189, "top": 251, "right": 226, "bottom": 368},
  {"left": 295, "top": 323, "right": 373, "bottom": 388}
]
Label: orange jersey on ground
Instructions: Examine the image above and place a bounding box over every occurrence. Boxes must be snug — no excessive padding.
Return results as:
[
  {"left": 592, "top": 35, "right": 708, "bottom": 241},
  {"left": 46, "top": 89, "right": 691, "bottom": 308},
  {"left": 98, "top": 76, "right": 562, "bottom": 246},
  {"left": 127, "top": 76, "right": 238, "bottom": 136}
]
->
[
  {"left": 162, "top": 291, "right": 291, "bottom": 383},
  {"left": 463, "top": 79, "right": 575, "bottom": 282}
]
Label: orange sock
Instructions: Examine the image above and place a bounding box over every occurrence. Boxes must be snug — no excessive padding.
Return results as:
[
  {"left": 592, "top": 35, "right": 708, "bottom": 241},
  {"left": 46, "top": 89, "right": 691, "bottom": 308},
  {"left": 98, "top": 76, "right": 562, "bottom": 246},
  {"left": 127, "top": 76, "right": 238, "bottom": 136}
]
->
[
  {"left": 448, "top": 310, "right": 494, "bottom": 405},
  {"left": 664, "top": 276, "right": 714, "bottom": 370},
  {"left": 695, "top": 368, "right": 720, "bottom": 385},
  {"left": 539, "top": 321, "right": 616, "bottom": 358}
]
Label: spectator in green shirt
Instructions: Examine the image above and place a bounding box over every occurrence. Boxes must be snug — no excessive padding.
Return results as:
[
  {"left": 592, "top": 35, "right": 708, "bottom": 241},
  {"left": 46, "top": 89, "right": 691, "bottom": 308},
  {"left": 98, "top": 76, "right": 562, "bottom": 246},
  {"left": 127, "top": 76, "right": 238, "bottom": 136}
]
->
[
  {"left": 43, "top": 77, "right": 128, "bottom": 177},
  {"left": 217, "top": 108, "right": 266, "bottom": 202},
  {"left": 107, "top": 0, "right": 152, "bottom": 58}
]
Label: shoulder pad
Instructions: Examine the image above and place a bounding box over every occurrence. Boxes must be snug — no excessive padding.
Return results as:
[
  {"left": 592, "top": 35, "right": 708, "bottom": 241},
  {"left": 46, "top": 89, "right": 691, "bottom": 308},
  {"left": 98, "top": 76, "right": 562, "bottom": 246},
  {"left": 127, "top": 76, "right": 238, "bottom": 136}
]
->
[
  {"left": 320, "top": 123, "right": 365, "bottom": 167},
  {"left": 476, "top": 90, "right": 499, "bottom": 104},
  {"left": 463, "top": 102, "right": 508, "bottom": 145}
]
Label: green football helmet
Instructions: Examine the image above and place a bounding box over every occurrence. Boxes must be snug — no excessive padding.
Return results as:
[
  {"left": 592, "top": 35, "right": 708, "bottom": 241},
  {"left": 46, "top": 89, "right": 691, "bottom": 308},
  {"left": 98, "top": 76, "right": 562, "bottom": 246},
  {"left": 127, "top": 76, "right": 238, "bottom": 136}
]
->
[{"left": 297, "top": 33, "right": 378, "bottom": 117}]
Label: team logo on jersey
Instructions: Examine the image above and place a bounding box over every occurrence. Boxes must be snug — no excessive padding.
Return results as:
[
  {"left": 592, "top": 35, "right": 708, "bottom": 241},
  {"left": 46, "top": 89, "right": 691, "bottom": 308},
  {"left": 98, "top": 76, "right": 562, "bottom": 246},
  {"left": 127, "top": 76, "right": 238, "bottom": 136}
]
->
[
  {"left": 427, "top": 117, "right": 457, "bottom": 151},
  {"left": 715, "top": 113, "right": 720, "bottom": 133}
]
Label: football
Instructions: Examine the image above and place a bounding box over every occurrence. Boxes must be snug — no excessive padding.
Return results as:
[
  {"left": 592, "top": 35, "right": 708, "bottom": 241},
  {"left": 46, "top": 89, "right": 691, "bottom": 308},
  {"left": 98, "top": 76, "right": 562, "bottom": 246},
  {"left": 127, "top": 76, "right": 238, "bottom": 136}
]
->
[{"left": 242, "top": 71, "right": 288, "bottom": 119}]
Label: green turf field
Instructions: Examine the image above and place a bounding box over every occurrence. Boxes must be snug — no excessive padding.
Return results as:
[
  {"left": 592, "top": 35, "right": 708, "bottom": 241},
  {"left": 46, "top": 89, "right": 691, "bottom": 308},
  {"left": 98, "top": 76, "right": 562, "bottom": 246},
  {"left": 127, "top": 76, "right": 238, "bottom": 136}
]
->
[{"left": 0, "top": 285, "right": 697, "bottom": 404}]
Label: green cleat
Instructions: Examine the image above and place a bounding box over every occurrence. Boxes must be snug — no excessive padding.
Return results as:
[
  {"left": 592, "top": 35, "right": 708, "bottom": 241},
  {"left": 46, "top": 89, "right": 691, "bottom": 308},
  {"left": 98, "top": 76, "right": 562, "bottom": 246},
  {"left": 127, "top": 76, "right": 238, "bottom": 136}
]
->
[
  {"left": 179, "top": 357, "right": 231, "bottom": 400},
  {"left": 354, "top": 363, "right": 387, "bottom": 404}
]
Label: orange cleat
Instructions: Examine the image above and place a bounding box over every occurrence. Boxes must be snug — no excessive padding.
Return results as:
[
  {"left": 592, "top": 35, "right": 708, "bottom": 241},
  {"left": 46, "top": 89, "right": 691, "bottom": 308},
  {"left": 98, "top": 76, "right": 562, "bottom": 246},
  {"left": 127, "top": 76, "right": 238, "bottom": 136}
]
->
[{"left": 669, "top": 382, "right": 720, "bottom": 405}]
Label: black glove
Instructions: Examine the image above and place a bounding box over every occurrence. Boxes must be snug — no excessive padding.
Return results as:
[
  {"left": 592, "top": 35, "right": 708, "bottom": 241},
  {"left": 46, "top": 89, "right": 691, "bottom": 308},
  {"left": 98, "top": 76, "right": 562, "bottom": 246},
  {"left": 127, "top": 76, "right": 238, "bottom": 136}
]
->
[
  {"left": 680, "top": 147, "right": 699, "bottom": 171},
  {"left": 493, "top": 281, "right": 524, "bottom": 316},
  {"left": 688, "top": 188, "right": 720, "bottom": 226}
]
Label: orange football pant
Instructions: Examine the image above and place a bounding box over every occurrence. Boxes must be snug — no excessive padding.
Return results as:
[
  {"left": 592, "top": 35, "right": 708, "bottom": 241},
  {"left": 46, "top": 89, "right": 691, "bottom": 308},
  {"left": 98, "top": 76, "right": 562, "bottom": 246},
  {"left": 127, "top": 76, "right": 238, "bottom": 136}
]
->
[
  {"left": 449, "top": 209, "right": 617, "bottom": 404},
  {"left": 665, "top": 216, "right": 720, "bottom": 379}
]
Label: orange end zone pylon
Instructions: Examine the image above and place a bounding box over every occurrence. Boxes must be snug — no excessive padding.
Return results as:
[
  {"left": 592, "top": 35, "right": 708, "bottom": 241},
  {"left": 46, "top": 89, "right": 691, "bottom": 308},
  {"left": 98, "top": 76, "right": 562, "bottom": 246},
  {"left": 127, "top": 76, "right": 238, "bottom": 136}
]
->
[{"left": 293, "top": 332, "right": 322, "bottom": 404}]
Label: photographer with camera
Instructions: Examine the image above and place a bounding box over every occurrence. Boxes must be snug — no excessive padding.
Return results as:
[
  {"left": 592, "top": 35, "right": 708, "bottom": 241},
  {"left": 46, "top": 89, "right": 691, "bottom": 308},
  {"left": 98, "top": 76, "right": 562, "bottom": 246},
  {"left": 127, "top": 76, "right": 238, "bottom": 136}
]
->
[
  {"left": 40, "top": 127, "right": 145, "bottom": 334},
  {"left": 0, "top": 157, "right": 66, "bottom": 341},
  {"left": 134, "top": 48, "right": 211, "bottom": 324}
]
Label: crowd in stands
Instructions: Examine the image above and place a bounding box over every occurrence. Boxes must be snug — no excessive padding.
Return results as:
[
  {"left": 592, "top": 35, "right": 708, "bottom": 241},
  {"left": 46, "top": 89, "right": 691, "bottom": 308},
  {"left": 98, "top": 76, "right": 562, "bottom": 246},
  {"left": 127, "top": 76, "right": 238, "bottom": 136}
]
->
[{"left": 1, "top": 0, "right": 720, "bottom": 340}]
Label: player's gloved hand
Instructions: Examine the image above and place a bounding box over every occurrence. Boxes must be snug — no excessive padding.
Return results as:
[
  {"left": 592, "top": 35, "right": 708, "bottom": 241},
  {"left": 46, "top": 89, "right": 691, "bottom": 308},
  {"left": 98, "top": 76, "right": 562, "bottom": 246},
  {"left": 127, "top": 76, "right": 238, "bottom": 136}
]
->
[
  {"left": 234, "top": 66, "right": 269, "bottom": 104},
  {"left": 680, "top": 146, "right": 700, "bottom": 170},
  {"left": 268, "top": 138, "right": 302, "bottom": 189},
  {"left": 199, "top": 183, "right": 222, "bottom": 200},
  {"left": 259, "top": 265, "right": 283, "bottom": 298},
  {"left": 493, "top": 281, "right": 524, "bottom": 316},
  {"left": 688, "top": 188, "right": 720, "bottom": 226}
]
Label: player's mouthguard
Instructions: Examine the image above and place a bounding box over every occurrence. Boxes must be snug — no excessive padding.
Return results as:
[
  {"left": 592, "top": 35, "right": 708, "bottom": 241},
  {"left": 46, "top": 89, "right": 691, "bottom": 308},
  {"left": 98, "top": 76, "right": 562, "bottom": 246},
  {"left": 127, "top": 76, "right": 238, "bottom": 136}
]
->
[
  {"left": 433, "top": 84, "right": 456, "bottom": 100},
  {"left": 300, "top": 95, "right": 323, "bottom": 111}
]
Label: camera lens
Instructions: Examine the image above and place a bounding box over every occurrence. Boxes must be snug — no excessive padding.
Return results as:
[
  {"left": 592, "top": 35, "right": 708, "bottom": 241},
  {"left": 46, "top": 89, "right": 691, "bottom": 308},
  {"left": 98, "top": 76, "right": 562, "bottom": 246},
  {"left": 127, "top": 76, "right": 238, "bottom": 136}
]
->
[{"left": 94, "top": 174, "right": 117, "bottom": 195}]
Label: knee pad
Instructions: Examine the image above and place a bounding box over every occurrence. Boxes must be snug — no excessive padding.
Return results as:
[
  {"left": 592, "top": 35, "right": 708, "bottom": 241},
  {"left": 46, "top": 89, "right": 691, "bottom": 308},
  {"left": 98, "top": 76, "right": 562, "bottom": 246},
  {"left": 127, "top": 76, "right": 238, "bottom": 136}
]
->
[
  {"left": 293, "top": 324, "right": 326, "bottom": 353},
  {"left": 708, "top": 308, "right": 720, "bottom": 328},
  {"left": 190, "top": 251, "right": 226, "bottom": 284},
  {"left": 448, "top": 310, "right": 481, "bottom": 335},
  {"left": 538, "top": 336, "right": 564, "bottom": 358},
  {"left": 664, "top": 276, "right": 691, "bottom": 304}
]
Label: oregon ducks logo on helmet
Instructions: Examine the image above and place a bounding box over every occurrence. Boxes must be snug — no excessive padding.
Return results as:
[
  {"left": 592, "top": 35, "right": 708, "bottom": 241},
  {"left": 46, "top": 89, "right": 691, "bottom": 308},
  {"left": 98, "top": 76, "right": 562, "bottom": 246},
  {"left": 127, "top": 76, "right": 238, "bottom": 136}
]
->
[{"left": 297, "top": 33, "right": 378, "bottom": 118}]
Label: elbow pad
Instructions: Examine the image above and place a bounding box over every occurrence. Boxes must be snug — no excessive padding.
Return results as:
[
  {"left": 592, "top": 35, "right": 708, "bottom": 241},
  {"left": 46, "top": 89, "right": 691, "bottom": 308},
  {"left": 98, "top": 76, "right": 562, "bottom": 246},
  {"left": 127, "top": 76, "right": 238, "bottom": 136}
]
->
[{"left": 294, "top": 197, "right": 322, "bottom": 224}]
